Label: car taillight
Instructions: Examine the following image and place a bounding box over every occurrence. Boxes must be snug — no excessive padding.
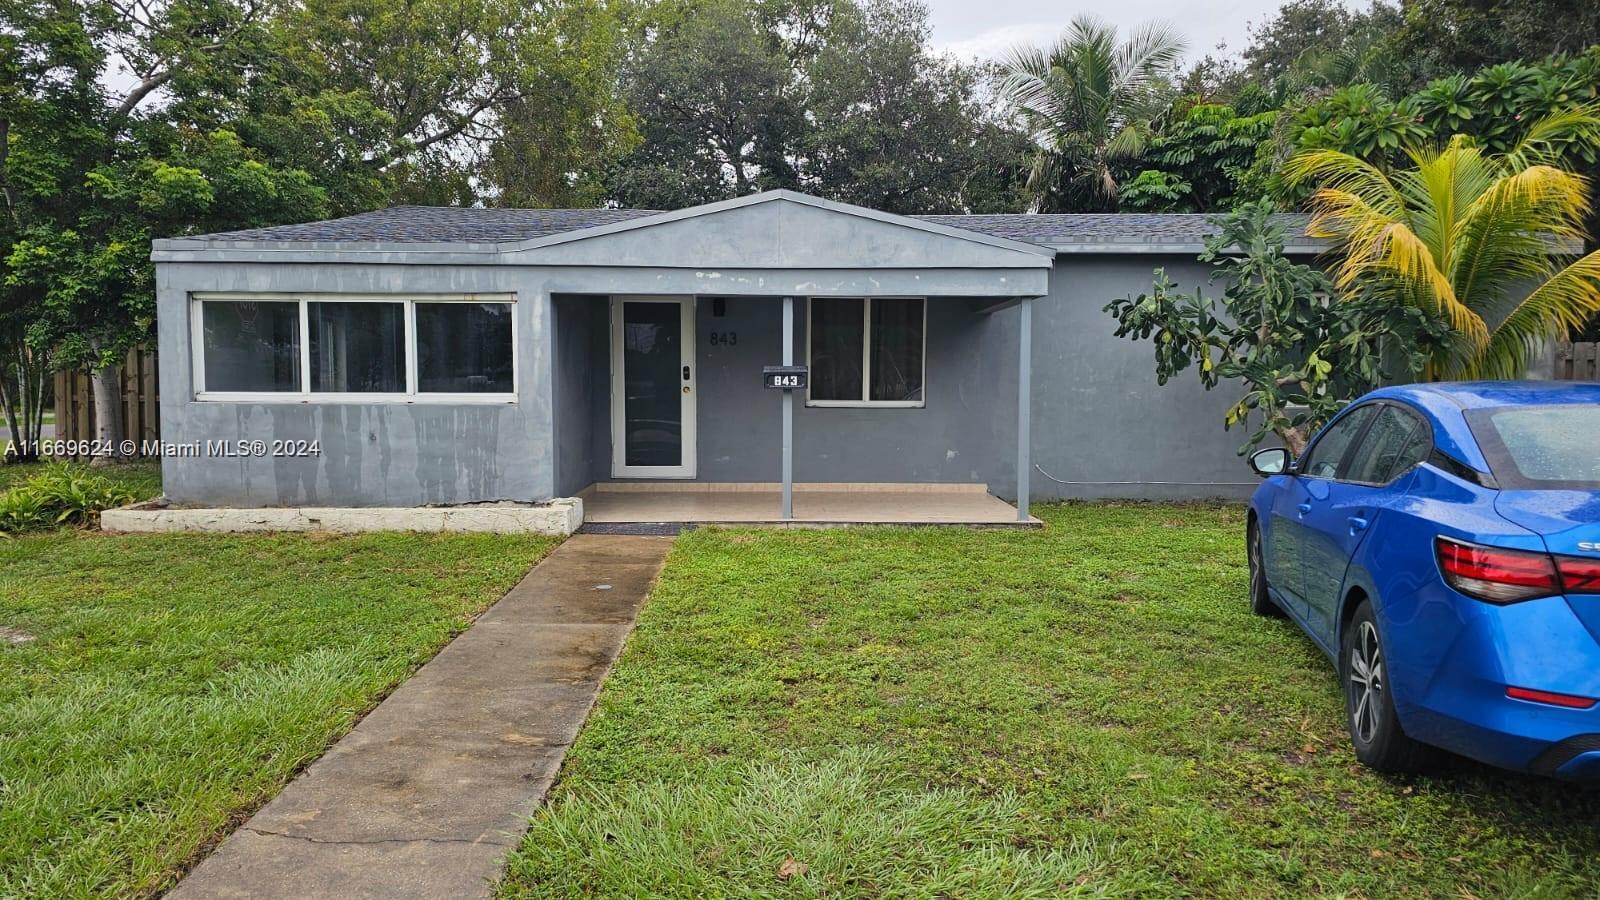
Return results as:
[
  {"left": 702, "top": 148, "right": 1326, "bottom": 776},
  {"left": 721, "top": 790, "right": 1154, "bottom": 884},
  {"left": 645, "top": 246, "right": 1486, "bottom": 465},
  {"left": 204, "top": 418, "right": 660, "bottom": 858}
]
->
[
  {"left": 1437, "top": 537, "right": 1560, "bottom": 603},
  {"left": 1556, "top": 555, "right": 1600, "bottom": 594}
]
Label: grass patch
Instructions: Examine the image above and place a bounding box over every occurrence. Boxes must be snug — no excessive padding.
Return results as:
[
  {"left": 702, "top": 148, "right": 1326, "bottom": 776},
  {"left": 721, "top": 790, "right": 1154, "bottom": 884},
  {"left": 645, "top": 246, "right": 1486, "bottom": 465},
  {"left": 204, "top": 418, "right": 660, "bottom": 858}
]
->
[
  {"left": 502, "top": 503, "right": 1600, "bottom": 898},
  {"left": 1, "top": 528, "right": 558, "bottom": 897},
  {"left": 0, "top": 460, "right": 160, "bottom": 499}
]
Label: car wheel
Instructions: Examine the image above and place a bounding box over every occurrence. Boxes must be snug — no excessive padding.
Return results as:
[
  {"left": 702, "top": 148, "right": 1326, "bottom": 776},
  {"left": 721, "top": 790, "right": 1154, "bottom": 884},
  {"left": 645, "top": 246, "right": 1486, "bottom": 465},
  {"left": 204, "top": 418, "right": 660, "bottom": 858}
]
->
[
  {"left": 1248, "top": 520, "right": 1284, "bottom": 618},
  {"left": 1342, "top": 600, "right": 1432, "bottom": 773}
]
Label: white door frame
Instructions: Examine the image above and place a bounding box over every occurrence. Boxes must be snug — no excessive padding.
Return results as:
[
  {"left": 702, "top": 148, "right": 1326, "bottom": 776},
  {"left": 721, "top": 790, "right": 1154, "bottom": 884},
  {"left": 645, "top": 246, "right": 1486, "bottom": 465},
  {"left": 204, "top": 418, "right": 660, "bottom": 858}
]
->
[{"left": 610, "top": 295, "right": 697, "bottom": 478}]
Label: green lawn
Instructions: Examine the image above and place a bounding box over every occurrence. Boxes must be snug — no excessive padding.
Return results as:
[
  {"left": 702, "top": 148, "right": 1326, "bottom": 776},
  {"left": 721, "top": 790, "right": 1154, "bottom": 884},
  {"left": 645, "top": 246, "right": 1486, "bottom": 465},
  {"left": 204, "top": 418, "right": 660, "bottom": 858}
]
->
[
  {"left": 0, "top": 459, "right": 161, "bottom": 497},
  {"left": 501, "top": 504, "right": 1600, "bottom": 898},
  {"left": 1, "top": 527, "right": 558, "bottom": 897}
]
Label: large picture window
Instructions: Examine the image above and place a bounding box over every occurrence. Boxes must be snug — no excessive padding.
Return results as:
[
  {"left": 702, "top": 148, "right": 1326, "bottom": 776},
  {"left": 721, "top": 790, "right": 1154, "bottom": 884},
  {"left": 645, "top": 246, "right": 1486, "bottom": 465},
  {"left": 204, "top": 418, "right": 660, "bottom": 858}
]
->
[
  {"left": 193, "top": 294, "right": 516, "bottom": 401},
  {"left": 806, "top": 297, "right": 925, "bottom": 407}
]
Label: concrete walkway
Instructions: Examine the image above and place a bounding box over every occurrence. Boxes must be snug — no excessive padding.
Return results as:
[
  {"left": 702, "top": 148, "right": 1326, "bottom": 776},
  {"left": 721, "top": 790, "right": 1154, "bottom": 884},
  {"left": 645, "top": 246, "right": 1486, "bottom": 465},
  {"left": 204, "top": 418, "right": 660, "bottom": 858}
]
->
[{"left": 170, "top": 534, "right": 671, "bottom": 900}]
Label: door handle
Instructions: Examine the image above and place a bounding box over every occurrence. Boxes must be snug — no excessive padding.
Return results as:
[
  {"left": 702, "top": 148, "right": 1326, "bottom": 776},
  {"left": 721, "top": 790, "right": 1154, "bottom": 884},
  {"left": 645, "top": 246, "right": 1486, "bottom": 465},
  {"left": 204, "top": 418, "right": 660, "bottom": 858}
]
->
[
  {"left": 1297, "top": 503, "right": 1312, "bottom": 515},
  {"left": 1348, "top": 516, "right": 1369, "bottom": 533}
]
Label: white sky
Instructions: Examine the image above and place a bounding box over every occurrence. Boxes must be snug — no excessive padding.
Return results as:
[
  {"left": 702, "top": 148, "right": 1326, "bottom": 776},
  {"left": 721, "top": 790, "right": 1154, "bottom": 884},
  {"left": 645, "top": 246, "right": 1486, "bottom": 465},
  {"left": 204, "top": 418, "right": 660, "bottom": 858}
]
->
[{"left": 925, "top": 0, "right": 1352, "bottom": 64}]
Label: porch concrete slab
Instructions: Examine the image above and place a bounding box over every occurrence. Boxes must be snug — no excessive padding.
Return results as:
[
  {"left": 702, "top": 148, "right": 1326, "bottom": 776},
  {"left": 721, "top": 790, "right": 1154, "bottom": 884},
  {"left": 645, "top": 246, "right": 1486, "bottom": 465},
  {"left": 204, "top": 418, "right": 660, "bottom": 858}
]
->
[
  {"left": 169, "top": 534, "right": 671, "bottom": 900},
  {"left": 583, "top": 487, "right": 1036, "bottom": 525}
]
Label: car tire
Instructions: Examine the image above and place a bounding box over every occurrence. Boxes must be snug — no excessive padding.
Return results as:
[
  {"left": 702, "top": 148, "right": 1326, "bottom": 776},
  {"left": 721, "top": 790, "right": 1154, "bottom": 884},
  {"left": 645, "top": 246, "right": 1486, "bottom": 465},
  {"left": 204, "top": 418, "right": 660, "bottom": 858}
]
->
[
  {"left": 1341, "top": 600, "right": 1432, "bottom": 773},
  {"left": 1247, "top": 519, "right": 1284, "bottom": 618}
]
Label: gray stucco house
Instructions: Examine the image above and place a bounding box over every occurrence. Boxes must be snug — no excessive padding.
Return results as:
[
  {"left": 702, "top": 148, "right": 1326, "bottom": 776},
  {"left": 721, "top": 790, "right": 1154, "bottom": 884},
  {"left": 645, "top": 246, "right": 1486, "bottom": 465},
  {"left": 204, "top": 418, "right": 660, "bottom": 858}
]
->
[{"left": 149, "top": 190, "right": 1324, "bottom": 522}]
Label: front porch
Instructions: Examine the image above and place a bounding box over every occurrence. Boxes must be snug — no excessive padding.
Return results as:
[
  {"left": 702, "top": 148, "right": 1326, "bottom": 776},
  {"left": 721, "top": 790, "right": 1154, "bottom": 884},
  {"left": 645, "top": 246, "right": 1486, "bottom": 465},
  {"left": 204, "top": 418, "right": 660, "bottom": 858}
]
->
[{"left": 578, "top": 482, "right": 1037, "bottom": 527}]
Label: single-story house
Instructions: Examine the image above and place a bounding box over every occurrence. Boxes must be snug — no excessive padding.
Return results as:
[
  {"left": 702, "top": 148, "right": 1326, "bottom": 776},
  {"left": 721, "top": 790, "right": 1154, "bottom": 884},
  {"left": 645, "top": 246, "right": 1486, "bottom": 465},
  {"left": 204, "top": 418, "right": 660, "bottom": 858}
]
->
[{"left": 149, "top": 189, "right": 1328, "bottom": 525}]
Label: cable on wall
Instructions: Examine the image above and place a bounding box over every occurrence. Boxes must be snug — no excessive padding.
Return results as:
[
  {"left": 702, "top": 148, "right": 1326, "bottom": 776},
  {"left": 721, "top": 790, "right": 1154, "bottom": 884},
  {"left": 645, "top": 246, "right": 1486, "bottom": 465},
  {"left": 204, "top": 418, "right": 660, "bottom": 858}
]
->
[{"left": 1034, "top": 464, "right": 1257, "bottom": 488}]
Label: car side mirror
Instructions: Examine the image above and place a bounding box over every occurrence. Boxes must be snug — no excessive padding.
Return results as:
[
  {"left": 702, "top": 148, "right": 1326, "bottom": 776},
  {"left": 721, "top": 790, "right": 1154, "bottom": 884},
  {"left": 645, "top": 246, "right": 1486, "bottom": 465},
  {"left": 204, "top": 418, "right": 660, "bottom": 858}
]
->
[{"left": 1249, "top": 447, "right": 1290, "bottom": 478}]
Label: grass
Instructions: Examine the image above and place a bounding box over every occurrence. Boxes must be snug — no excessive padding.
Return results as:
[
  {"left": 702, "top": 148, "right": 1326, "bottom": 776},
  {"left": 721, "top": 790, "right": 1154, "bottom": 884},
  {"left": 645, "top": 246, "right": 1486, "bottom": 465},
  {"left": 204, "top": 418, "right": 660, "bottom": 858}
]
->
[
  {"left": 0, "top": 460, "right": 161, "bottom": 498},
  {"left": 0, "top": 527, "right": 559, "bottom": 897},
  {"left": 501, "top": 503, "right": 1600, "bottom": 898}
]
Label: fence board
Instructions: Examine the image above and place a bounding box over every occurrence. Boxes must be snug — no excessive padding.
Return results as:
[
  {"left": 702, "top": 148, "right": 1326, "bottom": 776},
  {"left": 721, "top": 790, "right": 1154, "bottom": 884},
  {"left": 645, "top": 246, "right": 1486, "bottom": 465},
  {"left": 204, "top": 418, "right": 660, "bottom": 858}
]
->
[
  {"left": 1553, "top": 341, "right": 1600, "bottom": 381},
  {"left": 53, "top": 347, "right": 160, "bottom": 453}
]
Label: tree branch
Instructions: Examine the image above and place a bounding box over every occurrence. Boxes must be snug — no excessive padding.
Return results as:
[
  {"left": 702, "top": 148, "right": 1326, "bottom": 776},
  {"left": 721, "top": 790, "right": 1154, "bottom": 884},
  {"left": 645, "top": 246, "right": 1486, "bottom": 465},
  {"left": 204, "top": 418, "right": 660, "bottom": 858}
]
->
[
  {"left": 403, "top": 93, "right": 506, "bottom": 157},
  {"left": 114, "top": 71, "right": 174, "bottom": 119}
]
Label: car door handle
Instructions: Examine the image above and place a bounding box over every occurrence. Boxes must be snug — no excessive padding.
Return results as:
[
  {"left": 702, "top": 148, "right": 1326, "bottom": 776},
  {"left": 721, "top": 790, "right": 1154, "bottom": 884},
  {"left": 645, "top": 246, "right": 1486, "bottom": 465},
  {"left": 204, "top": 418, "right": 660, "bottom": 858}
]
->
[
  {"left": 1297, "top": 503, "right": 1312, "bottom": 515},
  {"left": 1348, "top": 516, "right": 1369, "bottom": 533}
]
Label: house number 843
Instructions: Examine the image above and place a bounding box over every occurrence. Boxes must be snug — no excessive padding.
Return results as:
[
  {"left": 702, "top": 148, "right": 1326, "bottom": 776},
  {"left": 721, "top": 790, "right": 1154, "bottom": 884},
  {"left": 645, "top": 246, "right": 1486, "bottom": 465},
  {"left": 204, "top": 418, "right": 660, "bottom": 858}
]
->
[{"left": 708, "top": 332, "right": 738, "bottom": 346}]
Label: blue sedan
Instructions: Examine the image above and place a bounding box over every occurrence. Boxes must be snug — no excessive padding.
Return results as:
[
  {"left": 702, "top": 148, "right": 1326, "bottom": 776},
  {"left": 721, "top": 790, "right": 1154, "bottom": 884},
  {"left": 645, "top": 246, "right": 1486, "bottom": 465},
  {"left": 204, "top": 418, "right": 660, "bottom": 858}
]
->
[{"left": 1246, "top": 382, "right": 1600, "bottom": 779}]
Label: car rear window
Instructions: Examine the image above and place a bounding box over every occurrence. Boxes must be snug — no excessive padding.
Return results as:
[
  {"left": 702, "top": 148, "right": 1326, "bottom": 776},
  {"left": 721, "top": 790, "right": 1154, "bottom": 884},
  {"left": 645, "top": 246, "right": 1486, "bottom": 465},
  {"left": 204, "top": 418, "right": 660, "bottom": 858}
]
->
[{"left": 1468, "top": 405, "right": 1600, "bottom": 490}]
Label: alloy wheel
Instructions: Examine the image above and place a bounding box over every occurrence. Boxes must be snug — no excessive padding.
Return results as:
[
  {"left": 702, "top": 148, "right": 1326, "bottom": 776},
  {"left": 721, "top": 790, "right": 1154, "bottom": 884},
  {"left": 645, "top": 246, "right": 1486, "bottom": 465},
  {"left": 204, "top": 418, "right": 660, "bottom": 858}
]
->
[
  {"left": 1348, "top": 620, "right": 1384, "bottom": 745},
  {"left": 1249, "top": 528, "right": 1264, "bottom": 600}
]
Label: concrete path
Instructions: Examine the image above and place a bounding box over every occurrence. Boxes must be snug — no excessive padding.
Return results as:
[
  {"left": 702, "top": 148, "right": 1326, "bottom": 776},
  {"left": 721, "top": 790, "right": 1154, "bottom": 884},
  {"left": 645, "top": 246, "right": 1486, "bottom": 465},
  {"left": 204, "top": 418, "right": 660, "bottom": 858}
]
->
[{"left": 170, "top": 534, "right": 671, "bottom": 900}]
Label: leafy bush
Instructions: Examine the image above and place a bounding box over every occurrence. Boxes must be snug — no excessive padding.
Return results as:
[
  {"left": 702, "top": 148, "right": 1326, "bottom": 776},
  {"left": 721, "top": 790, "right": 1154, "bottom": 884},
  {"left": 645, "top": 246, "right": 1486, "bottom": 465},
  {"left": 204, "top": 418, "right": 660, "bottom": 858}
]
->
[{"left": 0, "top": 463, "right": 139, "bottom": 534}]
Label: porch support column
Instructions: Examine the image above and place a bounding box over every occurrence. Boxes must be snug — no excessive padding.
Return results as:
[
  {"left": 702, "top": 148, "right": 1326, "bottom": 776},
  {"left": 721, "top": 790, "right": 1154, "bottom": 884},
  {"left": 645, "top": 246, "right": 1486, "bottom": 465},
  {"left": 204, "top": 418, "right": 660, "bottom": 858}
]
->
[
  {"left": 1016, "top": 296, "right": 1034, "bottom": 522},
  {"left": 781, "top": 295, "right": 795, "bottom": 520}
]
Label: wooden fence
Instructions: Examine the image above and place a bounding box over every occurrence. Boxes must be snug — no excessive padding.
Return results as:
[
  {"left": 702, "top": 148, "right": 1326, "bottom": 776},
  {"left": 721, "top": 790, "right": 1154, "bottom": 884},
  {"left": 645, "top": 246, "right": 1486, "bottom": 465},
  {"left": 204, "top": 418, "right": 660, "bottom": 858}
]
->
[
  {"left": 1553, "top": 341, "right": 1600, "bottom": 382},
  {"left": 54, "top": 348, "right": 160, "bottom": 450}
]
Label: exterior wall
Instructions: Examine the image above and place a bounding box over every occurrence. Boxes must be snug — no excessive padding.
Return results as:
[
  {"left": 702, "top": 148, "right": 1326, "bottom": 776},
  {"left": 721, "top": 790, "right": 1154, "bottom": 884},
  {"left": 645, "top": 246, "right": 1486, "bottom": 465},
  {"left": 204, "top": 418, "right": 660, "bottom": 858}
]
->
[
  {"left": 1026, "top": 256, "right": 1259, "bottom": 501},
  {"left": 551, "top": 295, "right": 1017, "bottom": 489},
  {"left": 551, "top": 294, "right": 607, "bottom": 496},
  {"left": 155, "top": 250, "right": 1254, "bottom": 507},
  {"left": 155, "top": 262, "right": 558, "bottom": 507}
]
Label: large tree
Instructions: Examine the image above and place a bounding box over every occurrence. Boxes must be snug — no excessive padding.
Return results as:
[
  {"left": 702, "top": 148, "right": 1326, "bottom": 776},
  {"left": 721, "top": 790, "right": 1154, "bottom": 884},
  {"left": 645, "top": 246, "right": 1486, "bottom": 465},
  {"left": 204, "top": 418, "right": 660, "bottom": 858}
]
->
[
  {"left": 2, "top": 0, "right": 325, "bottom": 457},
  {"left": 997, "top": 15, "right": 1186, "bottom": 212},
  {"left": 1391, "top": 0, "right": 1600, "bottom": 80},
  {"left": 606, "top": 0, "right": 1023, "bottom": 213},
  {"left": 265, "top": 0, "right": 636, "bottom": 208}
]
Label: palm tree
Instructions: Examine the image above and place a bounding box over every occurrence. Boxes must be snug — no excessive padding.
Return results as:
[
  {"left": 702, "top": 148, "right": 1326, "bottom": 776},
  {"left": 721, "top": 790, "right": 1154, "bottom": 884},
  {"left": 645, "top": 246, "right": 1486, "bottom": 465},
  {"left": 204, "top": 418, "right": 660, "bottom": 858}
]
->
[
  {"left": 998, "top": 16, "right": 1186, "bottom": 213},
  {"left": 1285, "top": 111, "right": 1600, "bottom": 379}
]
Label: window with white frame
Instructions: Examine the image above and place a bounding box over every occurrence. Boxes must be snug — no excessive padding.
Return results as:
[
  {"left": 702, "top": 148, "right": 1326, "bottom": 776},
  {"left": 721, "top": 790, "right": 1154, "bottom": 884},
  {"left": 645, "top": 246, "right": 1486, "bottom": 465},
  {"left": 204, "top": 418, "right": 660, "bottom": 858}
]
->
[
  {"left": 193, "top": 295, "right": 516, "bottom": 400},
  {"left": 806, "top": 297, "right": 925, "bottom": 406}
]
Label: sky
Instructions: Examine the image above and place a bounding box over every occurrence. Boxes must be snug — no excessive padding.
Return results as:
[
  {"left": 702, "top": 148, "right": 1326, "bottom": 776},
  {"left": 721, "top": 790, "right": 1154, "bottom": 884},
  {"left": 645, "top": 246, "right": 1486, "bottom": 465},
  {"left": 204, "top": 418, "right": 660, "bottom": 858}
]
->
[{"left": 924, "top": 0, "right": 1328, "bottom": 64}]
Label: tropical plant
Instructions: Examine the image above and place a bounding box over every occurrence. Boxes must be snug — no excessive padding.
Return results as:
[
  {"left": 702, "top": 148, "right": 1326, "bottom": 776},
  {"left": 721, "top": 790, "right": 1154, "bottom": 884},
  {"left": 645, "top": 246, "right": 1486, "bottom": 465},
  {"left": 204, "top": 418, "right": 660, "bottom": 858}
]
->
[
  {"left": 0, "top": 462, "right": 137, "bottom": 534},
  {"left": 998, "top": 15, "right": 1186, "bottom": 212},
  {"left": 1105, "top": 201, "right": 1448, "bottom": 454},
  {"left": 1285, "top": 111, "right": 1600, "bottom": 379},
  {"left": 1119, "top": 102, "right": 1276, "bottom": 211}
]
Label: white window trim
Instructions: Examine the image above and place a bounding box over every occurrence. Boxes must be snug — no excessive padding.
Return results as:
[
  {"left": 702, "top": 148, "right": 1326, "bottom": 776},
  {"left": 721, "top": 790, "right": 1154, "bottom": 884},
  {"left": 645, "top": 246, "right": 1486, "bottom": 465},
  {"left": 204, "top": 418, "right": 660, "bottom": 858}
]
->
[
  {"left": 804, "top": 296, "right": 927, "bottom": 408},
  {"left": 191, "top": 292, "right": 518, "bottom": 404}
]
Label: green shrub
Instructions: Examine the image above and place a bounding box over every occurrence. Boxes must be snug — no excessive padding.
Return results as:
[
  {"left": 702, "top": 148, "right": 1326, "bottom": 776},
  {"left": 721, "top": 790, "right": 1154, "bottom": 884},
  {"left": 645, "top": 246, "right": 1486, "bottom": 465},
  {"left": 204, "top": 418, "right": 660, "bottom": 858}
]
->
[{"left": 0, "top": 463, "right": 138, "bottom": 534}]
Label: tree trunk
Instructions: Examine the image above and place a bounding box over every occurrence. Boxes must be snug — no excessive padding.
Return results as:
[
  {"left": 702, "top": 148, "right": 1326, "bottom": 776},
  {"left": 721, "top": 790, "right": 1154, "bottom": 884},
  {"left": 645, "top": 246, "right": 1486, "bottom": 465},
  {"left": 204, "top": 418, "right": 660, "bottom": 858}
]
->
[
  {"left": 1279, "top": 425, "right": 1309, "bottom": 458},
  {"left": 0, "top": 337, "right": 41, "bottom": 463},
  {"left": 89, "top": 359, "right": 126, "bottom": 464}
]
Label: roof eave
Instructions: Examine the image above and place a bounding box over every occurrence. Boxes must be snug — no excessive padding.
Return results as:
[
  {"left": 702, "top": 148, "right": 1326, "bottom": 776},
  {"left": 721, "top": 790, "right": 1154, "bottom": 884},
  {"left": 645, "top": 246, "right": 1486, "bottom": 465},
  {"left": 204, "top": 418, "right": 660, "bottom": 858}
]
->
[{"left": 1047, "top": 239, "right": 1331, "bottom": 255}]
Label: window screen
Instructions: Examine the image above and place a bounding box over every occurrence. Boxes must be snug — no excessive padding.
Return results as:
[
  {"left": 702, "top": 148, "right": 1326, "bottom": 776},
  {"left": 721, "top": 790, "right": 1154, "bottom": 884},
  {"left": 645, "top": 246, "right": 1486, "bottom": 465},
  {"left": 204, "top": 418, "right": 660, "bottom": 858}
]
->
[
  {"left": 808, "top": 298, "right": 924, "bottom": 404},
  {"left": 201, "top": 300, "right": 301, "bottom": 392},
  {"left": 308, "top": 302, "right": 405, "bottom": 393},
  {"left": 416, "top": 303, "right": 514, "bottom": 393},
  {"left": 869, "top": 298, "right": 924, "bottom": 402},
  {"left": 809, "top": 299, "right": 865, "bottom": 401}
]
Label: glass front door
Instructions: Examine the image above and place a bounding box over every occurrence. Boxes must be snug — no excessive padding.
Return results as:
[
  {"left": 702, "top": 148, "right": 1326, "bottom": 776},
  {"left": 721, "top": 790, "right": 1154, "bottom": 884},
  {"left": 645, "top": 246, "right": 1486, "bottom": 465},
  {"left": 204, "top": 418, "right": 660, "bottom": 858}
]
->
[{"left": 611, "top": 296, "right": 696, "bottom": 477}]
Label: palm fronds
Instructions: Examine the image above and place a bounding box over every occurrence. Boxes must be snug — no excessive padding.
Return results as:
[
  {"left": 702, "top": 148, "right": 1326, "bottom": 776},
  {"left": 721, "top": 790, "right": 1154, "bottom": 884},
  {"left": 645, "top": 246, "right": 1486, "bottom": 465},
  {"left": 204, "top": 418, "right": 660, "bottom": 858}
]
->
[
  {"left": 997, "top": 15, "right": 1185, "bottom": 212},
  {"left": 1286, "top": 111, "right": 1600, "bottom": 379}
]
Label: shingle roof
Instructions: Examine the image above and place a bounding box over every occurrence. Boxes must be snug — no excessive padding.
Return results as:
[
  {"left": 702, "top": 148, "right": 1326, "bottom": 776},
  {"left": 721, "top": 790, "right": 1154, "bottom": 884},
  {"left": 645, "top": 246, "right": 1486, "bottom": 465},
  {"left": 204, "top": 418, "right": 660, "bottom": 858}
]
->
[
  {"left": 198, "top": 206, "right": 662, "bottom": 244},
  {"left": 180, "top": 204, "right": 1317, "bottom": 251},
  {"left": 916, "top": 213, "right": 1315, "bottom": 248}
]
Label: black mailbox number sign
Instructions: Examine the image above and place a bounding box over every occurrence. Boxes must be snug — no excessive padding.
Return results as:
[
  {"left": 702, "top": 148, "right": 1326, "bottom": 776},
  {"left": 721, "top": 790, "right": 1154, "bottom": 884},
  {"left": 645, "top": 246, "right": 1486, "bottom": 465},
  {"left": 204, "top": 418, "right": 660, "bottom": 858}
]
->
[{"left": 763, "top": 365, "right": 809, "bottom": 390}]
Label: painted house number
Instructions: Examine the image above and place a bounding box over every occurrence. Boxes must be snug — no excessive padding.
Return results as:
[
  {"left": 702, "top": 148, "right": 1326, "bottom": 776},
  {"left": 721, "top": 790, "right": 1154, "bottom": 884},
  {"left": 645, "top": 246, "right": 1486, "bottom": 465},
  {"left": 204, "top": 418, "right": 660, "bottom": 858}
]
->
[{"left": 708, "top": 331, "right": 738, "bottom": 346}]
